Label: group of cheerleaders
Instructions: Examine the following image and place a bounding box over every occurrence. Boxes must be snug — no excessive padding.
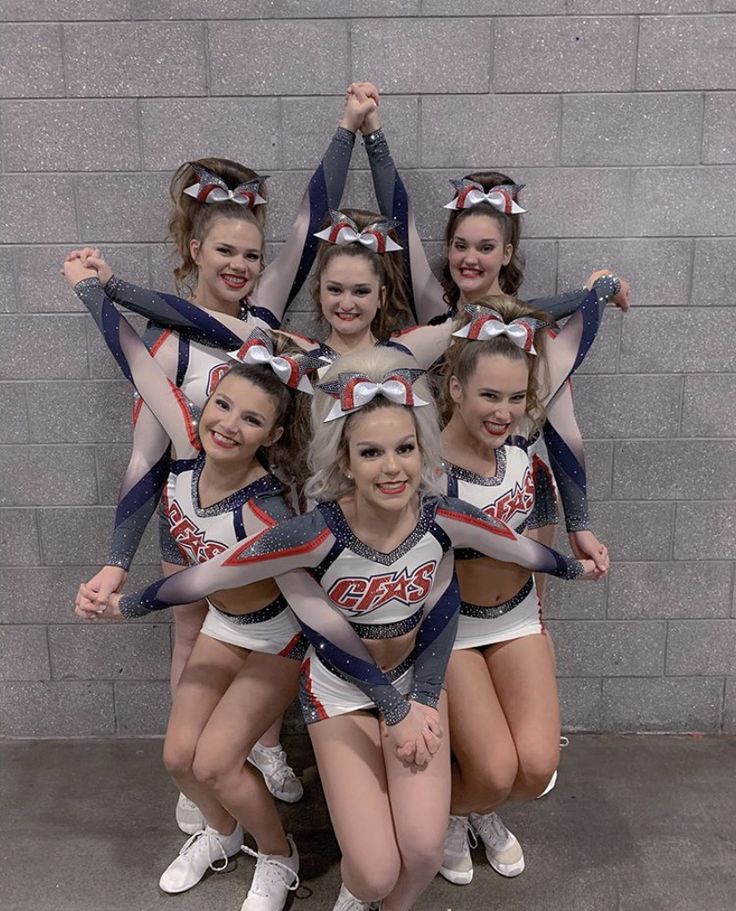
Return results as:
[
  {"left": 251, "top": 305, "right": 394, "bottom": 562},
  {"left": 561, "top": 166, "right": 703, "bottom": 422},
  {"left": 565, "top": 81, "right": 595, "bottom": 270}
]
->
[{"left": 65, "top": 83, "right": 630, "bottom": 911}]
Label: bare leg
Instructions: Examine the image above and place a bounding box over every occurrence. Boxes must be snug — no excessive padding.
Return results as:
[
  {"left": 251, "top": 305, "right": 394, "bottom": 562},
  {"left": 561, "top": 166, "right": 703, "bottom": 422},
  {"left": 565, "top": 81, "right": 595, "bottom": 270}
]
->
[
  {"left": 381, "top": 694, "right": 452, "bottom": 911},
  {"left": 446, "top": 649, "right": 517, "bottom": 816},
  {"left": 309, "top": 713, "right": 402, "bottom": 903},
  {"left": 486, "top": 634, "right": 560, "bottom": 802},
  {"left": 162, "top": 560, "right": 207, "bottom": 697},
  {"left": 192, "top": 650, "right": 300, "bottom": 855},
  {"left": 162, "top": 632, "right": 244, "bottom": 834}
]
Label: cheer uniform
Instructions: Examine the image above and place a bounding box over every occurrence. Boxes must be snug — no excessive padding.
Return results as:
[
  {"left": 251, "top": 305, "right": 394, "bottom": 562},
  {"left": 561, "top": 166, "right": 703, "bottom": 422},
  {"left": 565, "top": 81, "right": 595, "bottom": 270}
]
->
[
  {"left": 75, "top": 278, "right": 305, "bottom": 659},
  {"left": 166, "top": 456, "right": 302, "bottom": 656},
  {"left": 117, "top": 493, "right": 583, "bottom": 726},
  {"left": 443, "top": 443, "right": 544, "bottom": 648}
]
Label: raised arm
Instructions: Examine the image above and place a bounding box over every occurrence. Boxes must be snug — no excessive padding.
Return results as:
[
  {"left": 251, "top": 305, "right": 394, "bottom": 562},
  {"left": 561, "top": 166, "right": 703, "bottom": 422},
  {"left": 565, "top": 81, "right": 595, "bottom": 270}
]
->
[
  {"left": 69, "top": 269, "right": 199, "bottom": 458},
  {"left": 542, "top": 381, "right": 589, "bottom": 533},
  {"left": 103, "top": 273, "right": 270, "bottom": 342},
  {"left": 387, "top": 318, "right": 456, "bottom": 370},
  {"left": 67, "top": 247, "right": 277, "bottom": 339},
  {"left": 542, "top": 274, "right": 619, "bottom": 403},
  {"left": 359, "top": 96, "right": 447, "bottom": 324},
  {"left": 251, "top": 96, "right": 375, "bottom": 322},
  {"left": 107, "top": 394, "right": 171, "bottom": 573},
  {"left": 527, "top": 270, "right": 631, "bottom": 322}
]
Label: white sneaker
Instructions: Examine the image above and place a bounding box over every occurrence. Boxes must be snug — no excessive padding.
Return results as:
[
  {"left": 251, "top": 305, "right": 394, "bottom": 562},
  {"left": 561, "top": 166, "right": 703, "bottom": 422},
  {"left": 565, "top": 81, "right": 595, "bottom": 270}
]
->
[
  {"left": 469, "top": 811, "right": 525, "bottom": 878},
  {"left": 241, "top": 834, "right": 300, "bottom": 910},
  {"left": 176, "top": 792, "right": 206, "bottom": 834},
  {"left": 248, "top": 743, "right": 304, "bottom": 803},
  {"left": 159, "top": 823, "right": 243, "bottom": 894},
  {"left": 332, "top": 881, "right": 379, "bottom": 910},
  {"left": 439, "top": 814, "right": 475, "bottom": 885}
]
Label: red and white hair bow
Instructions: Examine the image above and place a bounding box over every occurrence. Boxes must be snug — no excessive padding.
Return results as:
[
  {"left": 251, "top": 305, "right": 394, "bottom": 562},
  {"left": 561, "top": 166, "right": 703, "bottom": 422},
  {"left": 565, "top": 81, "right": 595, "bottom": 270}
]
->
[
  {"left": 184, "top": 165, "right": 268, "bottom": 208},
  {"left": 227, "top": 328, "right": 319, "bottom": 394},
  {"left": 452, "top": 303, "right": 547, "bottom": 355},
  {"left": 314, "top": 210, "right": 403, "bottom": 253},
  {"left": 444, "top": 179, "right": 526, "bottom": 215},
  {"left": 317, "top": 368, "right": 428, "bottom": 422}
]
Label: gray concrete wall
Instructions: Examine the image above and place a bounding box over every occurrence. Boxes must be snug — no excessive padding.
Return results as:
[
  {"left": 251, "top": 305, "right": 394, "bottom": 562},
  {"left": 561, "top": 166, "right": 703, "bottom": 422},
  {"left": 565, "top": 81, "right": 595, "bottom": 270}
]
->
[{"left": 1, "top": 2, "right": 734, "bottom": 737}]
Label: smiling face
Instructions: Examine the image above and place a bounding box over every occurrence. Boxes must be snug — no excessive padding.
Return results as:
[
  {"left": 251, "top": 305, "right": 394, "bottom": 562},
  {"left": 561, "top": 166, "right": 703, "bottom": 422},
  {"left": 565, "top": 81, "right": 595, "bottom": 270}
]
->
[
  {"left": 449, "top": 352, "right": 529, "bottom": 450},
  {"left": 319, "top": 252, "right": 385, "bottom": 345},
  {"left": 447, "top": 212, "right": 513, "bottom": 302},
  {"left": 199, "top": 371, "right": 282, "bottom": 464},
  {"left": 343, "top": 404, "right": 422, "bottom": 515},
  {"left": 189, "top": 216, "right": 263, "bottom": 313}
]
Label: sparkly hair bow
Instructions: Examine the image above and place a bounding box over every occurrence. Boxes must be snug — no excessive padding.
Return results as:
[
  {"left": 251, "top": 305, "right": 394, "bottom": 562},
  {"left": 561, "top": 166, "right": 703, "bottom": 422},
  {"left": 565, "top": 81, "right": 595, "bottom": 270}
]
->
[
  {"left": 452, "top": 304, "right": 547, "bottom": 355},
  {"left": 314, "top": 210, "right": 403, "bottom": 253},
  {"left": 227, "top": 328, "right": 319, "bottom": 394},
  {"left": 184, "top": 165, "right": 268, "bottom": 208},
  {"left": 317, "top": 368, "right": 429, "bottom": 422},
  {"left": 444, "top": 179, "right": 526, "bottom": 215}
]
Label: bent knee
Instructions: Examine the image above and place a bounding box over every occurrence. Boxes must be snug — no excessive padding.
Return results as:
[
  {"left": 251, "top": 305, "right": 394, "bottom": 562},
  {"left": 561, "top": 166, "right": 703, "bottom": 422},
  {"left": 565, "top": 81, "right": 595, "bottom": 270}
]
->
[
  {"left": 513, "top": 751, "right": 558, "bottom": 801},
  {"left": 163, "top": 740, "right": 196, "bottom": 780},
  {"left": 343, "top": 852, "right": 401, "bottom": 901},
  {"left": 461, "top": 755, "right": 518, "bottom": 810},
  {"left": 191, "top": 751, "right": 242, "bottom": 792}
]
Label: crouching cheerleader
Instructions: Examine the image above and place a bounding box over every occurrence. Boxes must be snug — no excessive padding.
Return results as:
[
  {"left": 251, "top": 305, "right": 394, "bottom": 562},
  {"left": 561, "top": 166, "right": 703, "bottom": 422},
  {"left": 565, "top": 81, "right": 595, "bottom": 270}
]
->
[{"left": 87, "top": 346, "right": 599, "bottom": 911}]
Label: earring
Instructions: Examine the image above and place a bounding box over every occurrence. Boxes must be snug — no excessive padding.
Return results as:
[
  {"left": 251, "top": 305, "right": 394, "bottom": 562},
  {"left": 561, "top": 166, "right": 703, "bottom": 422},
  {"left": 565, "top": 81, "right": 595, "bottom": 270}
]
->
[{"left": 345, "top": 471, "right": 353, "bottom": 480}]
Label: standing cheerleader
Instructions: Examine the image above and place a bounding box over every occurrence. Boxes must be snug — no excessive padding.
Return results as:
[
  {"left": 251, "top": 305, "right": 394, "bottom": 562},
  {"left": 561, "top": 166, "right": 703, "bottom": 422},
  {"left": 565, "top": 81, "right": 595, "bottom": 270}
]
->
[
  {"left": 66, "top": 256, "right": 323, "bottom": 909},
  {"left": 86, "top": 346, "right": 599, "bottom": 911}
]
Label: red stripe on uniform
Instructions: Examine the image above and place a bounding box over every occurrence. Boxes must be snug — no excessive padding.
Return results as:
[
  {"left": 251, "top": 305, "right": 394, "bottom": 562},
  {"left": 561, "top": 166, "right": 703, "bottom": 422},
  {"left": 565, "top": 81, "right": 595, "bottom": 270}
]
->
[
  {"left": 149, "top": 328, "right": 172, "bottom": 358},
  {"left": 279, "top": 632, "right": 304, "bottom": 658},
  {"left": 169, "top": 381, "right": 201, "bottom": 451},
  {"left": 301, "top": 658, "right": 329, "bottom": 721},
  {"left": 246, "top": 499, "right": 278, "bottom": 528},
  {"left": 222, "top": 527, "right": 332, "bottom": 568}
]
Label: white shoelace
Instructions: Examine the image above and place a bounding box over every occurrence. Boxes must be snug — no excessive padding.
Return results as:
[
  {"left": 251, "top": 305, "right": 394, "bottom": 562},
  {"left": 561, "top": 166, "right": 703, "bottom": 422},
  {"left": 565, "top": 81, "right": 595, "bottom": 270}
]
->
[
  {"left": 179, "top": 828, "right": 230, "bottom": 873},
  {"left": 242, "top": 845, "right": 300, "bottom": 896},
  {"left": 473, "top": 812, "right": 509, "bottom": 848},
  {"left": 261, "top": 750, "right": 297, "bottom": 787},
  {"left": 445, "top": 816, "right": 474, "bottom": 856},
  {"left": 254, "top": 748, "right": 298, "bottom": 787}
]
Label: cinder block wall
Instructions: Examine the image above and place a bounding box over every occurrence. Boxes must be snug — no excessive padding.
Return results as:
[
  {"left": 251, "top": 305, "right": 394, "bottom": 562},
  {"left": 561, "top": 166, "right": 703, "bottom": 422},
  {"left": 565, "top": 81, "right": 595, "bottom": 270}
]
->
[{"left": 1, "top": 2, "right": 734, "bottom": 737}]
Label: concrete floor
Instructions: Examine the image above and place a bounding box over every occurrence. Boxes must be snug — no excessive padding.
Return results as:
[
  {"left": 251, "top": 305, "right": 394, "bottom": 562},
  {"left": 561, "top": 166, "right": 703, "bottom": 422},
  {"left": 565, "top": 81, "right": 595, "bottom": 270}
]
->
[{"left": 2, "top": 734, "right": 735, "bottom": 911}]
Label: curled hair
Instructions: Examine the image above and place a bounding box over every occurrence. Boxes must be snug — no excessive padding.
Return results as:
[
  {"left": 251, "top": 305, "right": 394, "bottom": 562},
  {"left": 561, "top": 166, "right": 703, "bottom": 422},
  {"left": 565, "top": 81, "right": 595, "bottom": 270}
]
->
[
  {"left": 304, "top": 347, "right": 443, "bottom": 504},
  {"left": 442, "top": 171, "right": 525, "bottom": 311},
  {"left": 439, "top": 295, "right": 549, "bottom": 435},
  {"left": 168, "top": 158, "right": 266, "bottom": 294},
  {"left": 208, "top": 335, "right": 307, "bottom": 477},
  {"left": 309, "top": 209, "right": 413, "bottom": 341}
]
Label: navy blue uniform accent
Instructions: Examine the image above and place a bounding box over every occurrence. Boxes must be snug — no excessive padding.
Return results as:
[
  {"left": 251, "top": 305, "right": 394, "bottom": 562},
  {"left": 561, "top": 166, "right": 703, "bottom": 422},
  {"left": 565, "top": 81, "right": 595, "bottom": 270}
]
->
[
  {"left": 176, "top": 336, "right": 189, "bottom": 388},
  {"left": 116, "top": 451, "right": 168, "bottom": 524}
]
